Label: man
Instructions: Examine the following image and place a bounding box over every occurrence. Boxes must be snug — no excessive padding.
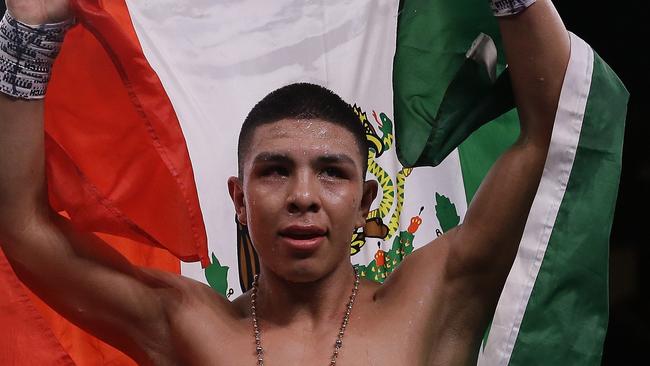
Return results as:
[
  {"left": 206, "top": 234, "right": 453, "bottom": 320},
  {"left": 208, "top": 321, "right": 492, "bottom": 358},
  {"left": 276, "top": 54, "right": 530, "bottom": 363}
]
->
[{"left": 0, "top": 0, "right": 570, "bottom": 365}]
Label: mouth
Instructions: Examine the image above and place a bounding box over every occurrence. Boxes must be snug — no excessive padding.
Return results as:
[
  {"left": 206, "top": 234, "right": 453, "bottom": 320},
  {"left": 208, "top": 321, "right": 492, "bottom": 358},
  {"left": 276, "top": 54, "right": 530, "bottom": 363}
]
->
[{"left": 278, "top": 225, "right": 327, "bottom": 252}]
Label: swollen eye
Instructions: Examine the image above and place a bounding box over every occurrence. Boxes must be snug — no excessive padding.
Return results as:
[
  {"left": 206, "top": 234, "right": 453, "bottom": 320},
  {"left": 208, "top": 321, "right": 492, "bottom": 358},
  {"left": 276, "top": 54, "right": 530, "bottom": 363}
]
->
[
  {"left": 322, "top": 167, "right": 343, "bottom": 178},
  {"left": 262, "top": 166, "right": 289, "bottom": 176}
]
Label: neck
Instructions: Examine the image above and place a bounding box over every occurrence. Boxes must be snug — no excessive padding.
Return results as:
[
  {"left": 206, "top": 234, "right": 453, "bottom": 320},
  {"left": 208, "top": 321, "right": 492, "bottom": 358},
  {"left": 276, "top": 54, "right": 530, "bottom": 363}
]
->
[{"left": 253, "top": 263, "right": 356, "bottom": 328}]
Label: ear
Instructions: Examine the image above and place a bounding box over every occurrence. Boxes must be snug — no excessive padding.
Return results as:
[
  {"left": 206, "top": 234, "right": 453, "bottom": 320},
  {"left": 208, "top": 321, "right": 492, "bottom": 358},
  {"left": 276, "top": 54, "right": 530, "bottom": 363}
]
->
[
  {"left": 228, "top": 176, "right": 247, "bottom": 225},
  {"left": 356, "top": 180, "right": 378, "bottom": 228}
]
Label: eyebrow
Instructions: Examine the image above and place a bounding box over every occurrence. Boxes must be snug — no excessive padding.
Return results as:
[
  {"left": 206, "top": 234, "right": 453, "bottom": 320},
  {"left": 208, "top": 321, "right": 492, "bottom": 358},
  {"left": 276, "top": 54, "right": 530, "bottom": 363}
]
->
[
  {"left": 251, "top": 152, "right": 358, "bottom": 168},
  {"left": 314, "top": 154, "right": 357, "bottom": 168},
  {"left": 251, "top": 152, "right": 293, "bottom": 166}
]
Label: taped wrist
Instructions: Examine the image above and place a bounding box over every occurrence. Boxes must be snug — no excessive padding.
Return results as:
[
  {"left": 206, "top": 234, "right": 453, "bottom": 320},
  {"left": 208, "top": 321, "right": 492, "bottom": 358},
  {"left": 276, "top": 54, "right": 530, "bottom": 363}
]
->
[
  {"left": 490, "top": 0, "right": 537, "bottom": 17},
  {"left": 0, "top": 10, "right": 74, "bottom": 99}
]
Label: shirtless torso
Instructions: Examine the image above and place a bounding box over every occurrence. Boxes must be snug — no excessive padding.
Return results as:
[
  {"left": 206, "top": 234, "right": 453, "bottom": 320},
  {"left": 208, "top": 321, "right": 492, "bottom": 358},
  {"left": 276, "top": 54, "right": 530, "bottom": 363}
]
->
[
  {"left": 123, "top": 234, "right": 479, "bottom": 366},
  {"left": 0, "top": 0, "right": 571, "bottom": 365}
]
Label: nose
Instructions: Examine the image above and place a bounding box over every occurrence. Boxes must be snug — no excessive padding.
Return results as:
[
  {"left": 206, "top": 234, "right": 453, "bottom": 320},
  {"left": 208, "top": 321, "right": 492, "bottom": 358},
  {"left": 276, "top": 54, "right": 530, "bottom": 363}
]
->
[{"left": 286, "top": 170, "right": 321, "bottom": 214}]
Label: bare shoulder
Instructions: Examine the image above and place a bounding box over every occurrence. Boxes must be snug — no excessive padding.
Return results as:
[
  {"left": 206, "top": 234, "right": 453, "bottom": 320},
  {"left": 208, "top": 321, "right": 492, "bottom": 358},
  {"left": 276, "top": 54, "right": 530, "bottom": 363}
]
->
[
  {"left": 139, "top": 268, "right": 240, "bottom": 317},
  {"left": 139, "top": 269, "right": 249, "bottom": 364},
  {"left": 373, "top": 230, "right": 455, "bottom": 305},
  {"left": 371, "top": 228, "right": 488, "bottom": 335},
  {"left": 363, "top": 230, "right": 488, "bottom": 363}
]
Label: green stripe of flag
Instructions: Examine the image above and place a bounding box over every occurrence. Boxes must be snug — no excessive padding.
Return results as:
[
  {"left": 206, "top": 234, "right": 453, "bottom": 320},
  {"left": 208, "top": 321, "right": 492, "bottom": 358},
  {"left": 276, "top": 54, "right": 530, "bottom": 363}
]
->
[
  {"left": 457, "top": 110, "right": 519, "bottom": 204},
  {"left": 508, "top": 47, "right": 628, "bottom": 366},
  {"left": 393, "top": 0, "right": 509, "bottom": 168},
  {"left": 393, "top": 1, "right": 628, "bottom": 364}
]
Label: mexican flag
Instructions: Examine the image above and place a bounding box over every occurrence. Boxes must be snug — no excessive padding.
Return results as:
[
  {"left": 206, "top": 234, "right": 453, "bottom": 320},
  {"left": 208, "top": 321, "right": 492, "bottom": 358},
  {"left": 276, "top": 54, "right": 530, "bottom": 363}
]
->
[{"left": 0, "top": 0, "right": 627, "bottom": 365}]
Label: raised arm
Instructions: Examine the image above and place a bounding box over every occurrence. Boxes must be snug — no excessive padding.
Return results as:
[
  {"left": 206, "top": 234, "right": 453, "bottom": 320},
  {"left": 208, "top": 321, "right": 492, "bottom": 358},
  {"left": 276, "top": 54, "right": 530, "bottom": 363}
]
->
[
  {"left": 379, "top": 0, "right": 571, "bottom": 352},
  {"left": 452, "top": 0, "right": 570, "bottom": 295},
  {"left": 0, "top": 1, "right": 182, "bottom": 363}
]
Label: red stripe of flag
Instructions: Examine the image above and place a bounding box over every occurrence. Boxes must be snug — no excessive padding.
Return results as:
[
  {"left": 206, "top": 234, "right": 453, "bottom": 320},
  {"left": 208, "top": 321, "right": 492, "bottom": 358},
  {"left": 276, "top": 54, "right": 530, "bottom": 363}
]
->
[{"left": 1, "top": 0, "right": 207, "bottom": 364}]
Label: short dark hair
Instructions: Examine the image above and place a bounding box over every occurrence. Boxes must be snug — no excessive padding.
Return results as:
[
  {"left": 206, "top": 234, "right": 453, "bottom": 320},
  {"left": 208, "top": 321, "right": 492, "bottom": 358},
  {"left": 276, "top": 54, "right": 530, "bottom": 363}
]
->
[{"left": 237, "top": 83, "right": 369, "bottom": 178}]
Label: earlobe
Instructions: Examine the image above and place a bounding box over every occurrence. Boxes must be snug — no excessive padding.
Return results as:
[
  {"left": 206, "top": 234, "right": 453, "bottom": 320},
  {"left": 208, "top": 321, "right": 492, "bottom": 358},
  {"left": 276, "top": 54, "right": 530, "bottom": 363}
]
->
[{"left": 227, "top": 176, "right": 247, "bottom": 225}]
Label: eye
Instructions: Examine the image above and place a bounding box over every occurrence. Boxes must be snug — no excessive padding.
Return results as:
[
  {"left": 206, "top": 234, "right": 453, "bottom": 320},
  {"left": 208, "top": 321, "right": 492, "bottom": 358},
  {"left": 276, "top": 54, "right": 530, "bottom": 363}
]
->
[
  {"left": 261, "top": 165, "right": 289, "bottom": 177},
  {"left": 321, "top": 167, "right": 345, "bottom": 179}
]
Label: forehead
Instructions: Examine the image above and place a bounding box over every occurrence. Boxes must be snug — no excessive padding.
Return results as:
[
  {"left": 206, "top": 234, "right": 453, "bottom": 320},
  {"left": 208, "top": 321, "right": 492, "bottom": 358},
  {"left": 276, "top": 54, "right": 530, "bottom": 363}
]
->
[{"left": 246, "top": 118, "right": 362, "bottom": 164}]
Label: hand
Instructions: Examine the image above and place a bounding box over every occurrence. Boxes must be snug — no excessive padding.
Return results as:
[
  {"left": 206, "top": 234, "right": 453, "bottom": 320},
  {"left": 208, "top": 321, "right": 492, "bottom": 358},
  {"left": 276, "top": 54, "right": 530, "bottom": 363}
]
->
[{"left": 5, "top": 0, "right": 71, "bottom": 25}]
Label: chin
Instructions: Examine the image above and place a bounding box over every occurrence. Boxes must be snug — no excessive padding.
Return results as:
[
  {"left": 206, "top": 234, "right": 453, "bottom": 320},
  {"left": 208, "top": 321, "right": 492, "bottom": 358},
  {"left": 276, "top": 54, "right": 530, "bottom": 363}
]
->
[
  {"left": 285, "top": 262, "right": 327, "bottom": 283},
  {"left": 258, "top": 243, "right": 350, "bottom": 283},
  {"left": 272, "top": 258, "right": 334, "bottom": 284}
]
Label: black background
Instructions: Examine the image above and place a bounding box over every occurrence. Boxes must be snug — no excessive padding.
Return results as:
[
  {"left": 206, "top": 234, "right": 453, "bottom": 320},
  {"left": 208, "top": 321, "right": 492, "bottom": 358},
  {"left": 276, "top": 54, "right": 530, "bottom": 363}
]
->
[{"left": 0, "top": 2, "right": 646, "bottom": 364}]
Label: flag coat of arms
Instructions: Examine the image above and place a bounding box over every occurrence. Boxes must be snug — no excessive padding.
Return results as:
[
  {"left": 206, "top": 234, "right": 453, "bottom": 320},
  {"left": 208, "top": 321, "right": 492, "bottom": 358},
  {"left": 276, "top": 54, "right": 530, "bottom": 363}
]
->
[{"left": 0, "top": 0, "right": 627, "bottom": 365}]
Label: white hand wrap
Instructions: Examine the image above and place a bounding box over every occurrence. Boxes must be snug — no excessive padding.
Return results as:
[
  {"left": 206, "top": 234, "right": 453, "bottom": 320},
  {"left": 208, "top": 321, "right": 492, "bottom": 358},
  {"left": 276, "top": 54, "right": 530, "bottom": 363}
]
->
[
  {"left": 0, "top": 11, "right": 73, "bottom": 99},
  {"left": 490, "top": 0, "right": 537, "bottom": 17}
]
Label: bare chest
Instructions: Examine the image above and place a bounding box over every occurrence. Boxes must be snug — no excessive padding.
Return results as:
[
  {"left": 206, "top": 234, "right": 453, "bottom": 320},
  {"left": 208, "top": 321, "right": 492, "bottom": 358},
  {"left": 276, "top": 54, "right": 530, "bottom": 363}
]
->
[
  {"left": 173, "top": 322, "right": 427, "bottom": 365},
  {"left": 166, "top": 302, "right": 474, "bottom": 366}
]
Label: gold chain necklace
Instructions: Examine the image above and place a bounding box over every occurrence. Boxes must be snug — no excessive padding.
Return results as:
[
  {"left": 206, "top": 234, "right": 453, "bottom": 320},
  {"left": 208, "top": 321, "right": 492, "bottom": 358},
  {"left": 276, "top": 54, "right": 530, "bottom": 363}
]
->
[{"left": 250, "top": 267, "right": 360, "bottom": 365}]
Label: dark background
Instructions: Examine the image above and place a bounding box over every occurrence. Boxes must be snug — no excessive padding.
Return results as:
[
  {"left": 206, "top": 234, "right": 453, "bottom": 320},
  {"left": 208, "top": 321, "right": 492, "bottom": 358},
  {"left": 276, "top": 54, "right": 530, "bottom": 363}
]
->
[
  {"left": 555, "top": 2, "right": 649, "bottom": 365},
  {"left": 0, "top": 2, "right": 646, "bottom": 364}
]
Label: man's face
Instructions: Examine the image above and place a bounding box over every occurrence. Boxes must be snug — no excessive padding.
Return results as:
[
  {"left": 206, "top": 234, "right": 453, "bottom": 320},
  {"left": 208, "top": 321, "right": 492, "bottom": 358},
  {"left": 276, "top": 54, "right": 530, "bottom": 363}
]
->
[{"left": 228, "top": 118, "right": 377, "bottom": 282}]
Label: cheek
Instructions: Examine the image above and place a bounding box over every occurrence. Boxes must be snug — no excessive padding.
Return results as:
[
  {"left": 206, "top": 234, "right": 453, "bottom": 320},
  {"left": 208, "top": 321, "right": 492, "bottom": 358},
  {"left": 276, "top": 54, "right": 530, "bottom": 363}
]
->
[
  {"left": 323, "top": 184, "right": 363, "bottom": 222},
  {"left": 329, "top": 181, "right": 362, "bottom": 205},
  {"left": 245, "top": 200, "right": 277, "bottom": 254},
  {"left": 244, "top": 186, "right": 281, "bottom": 225}
]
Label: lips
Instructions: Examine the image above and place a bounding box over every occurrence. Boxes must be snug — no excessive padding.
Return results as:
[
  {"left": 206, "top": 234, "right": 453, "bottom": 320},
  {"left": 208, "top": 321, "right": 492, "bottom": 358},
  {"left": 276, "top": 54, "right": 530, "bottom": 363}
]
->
[
  {"left": 279, "top": 225, "right": 326, "bottom": 238},
  {"left": 278, "top": 225, "right": 327, "bottom": 252}
]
